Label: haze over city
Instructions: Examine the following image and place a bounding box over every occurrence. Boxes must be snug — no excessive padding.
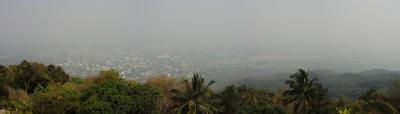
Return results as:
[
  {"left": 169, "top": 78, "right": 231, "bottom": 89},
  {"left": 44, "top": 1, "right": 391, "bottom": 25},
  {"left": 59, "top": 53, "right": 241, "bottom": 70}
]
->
[{"left": 1, "top": 0, "right": 400, "bottom": 76}]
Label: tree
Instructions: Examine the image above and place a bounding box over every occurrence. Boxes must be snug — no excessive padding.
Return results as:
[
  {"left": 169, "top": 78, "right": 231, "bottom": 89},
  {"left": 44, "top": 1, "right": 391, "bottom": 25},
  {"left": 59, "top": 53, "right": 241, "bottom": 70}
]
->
[
  {"left": 309, "top": 98, "right": 336, "bottom": 114},
  {"left": 171, "top": 73, "right": 219, "bottom": 114},
  {"left": 78, "top": 80, "right": 161, "bottom": 114},
  {"left": 5, "top": 60, "right": 71, "bottom": 94},
  {"left": 220, "top": 85, "right": 286, "bottom": 114},
  {"left": 388, "top": 80, "right": 400, "bottom": 112},
  {"left": 91, "top": 69, "right": 122, "bottom": 84},
  {"left": 283, "top": 69, "right": 327, "bottom": 114},
  {"left": 358, "top": 89, "right": 398, "bottom": 114},
  {"left": 47, "top": 64, "right": 70, "bottom": 84},
  {"left": 219, "top": 85, "right": 241, "bottom": 114},
  {"left": 0, "top": 65, "right": 11, "bottom": 97},
  {"left": 14, "top": 60, "right": 50, "bottom": 93},
  {"left": 0, "top": 87, "right": 30, "bottom": 113},
  {"left": 362, "top": 100, "right": 398, "bottom": 114},
  {"left": 67, "top": 69, "right": 121, "bottom": 93},
  {"left": 32, "top": 83, "right": 79, "bottom": 114},
  {"left": 359, "top": 89, "right": 387, "bottom": 102},
  {"left": 0, "top": 98, "right": 27, "bottom": 114},
  {"left": 146, "top": 75, "right": 181, "bottom": 113}
]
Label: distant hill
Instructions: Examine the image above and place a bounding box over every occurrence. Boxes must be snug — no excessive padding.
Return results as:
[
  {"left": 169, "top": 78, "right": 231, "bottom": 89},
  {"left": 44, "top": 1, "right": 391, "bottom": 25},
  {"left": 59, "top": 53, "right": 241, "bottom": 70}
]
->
[
  {"left": 235, "top": 69, "right": 400, "bottom": 99},
  {"left": 358, "top": 69, "right": 397, "bottom": 76}
]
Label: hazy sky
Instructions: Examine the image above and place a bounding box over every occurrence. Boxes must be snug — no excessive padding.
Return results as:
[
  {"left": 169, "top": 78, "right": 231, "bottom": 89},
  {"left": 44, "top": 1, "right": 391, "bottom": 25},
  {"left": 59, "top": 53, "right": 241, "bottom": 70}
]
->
[{"left": 1, "top": 0, "right": 400, "bottom": 58}]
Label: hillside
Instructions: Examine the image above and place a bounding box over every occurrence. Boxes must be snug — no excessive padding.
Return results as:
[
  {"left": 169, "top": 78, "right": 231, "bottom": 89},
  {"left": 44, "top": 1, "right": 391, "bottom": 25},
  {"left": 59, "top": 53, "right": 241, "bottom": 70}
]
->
[{"left": 236, "top": 69, "right": 400, "bottom": 99}]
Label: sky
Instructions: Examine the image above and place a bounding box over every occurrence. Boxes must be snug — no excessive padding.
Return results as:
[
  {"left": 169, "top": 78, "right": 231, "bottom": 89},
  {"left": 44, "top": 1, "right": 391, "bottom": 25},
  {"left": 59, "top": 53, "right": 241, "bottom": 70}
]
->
[{"left": 0, "top": 0, "right": 400, "bottom": 59}]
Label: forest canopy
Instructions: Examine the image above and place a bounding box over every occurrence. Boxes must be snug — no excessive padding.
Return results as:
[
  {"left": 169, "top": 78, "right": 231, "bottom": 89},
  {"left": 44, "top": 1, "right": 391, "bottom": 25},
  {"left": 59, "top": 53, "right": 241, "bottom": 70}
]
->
[{"left": 0, "top": 60, "right": 399, "bottom": 114}]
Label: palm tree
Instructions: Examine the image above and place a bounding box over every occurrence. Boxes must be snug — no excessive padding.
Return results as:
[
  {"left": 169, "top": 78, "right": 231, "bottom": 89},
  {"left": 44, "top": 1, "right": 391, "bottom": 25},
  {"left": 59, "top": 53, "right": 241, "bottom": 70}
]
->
[
  {"left": 283, "top": 69, "right": 327, "bottom": 114},
  {"left": 171, "top": 73, "right": 219, "bottom": 114}
]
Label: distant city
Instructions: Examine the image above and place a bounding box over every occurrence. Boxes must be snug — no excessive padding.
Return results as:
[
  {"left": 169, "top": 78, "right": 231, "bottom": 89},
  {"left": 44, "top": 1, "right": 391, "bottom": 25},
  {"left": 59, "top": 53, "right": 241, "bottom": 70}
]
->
[{"left": 1, "top": 47, "right": 400, "bottom": 85}]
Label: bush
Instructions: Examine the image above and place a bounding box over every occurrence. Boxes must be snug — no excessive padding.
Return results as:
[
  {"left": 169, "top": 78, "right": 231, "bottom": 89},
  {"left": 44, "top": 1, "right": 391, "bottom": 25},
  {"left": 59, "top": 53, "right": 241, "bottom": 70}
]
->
[{"left": 78, "top": 80, "right": 161, "bottom": 114}]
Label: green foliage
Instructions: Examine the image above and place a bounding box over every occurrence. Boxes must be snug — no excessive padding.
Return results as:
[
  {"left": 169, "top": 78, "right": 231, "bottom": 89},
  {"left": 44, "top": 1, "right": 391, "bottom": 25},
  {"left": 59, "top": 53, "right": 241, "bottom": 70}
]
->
[
  {"left": 172, "top": 73, "right": 219, "bottom": 114},
  {"left": 47, "top": 64, "right": 70, "bottom": 84},
  {"left": 219, "top": 85, "right": 241, "bottom": 114},
  {"left": 335, "top": 97, "right": 364, "bottom": 114},
  {"left": 78, "top": 80, "right": 161, "bottom": 114},
  {"left": 237, "top": 69, "right": 400, "bottom": 100},
  {"left": 388, "top": 80, "right": 400, "bottom": 113},
  {"left": 0, "top": 87, "right": 31, "bottom": 113},
  {"left": 1, "top": 60, "right": 70, "bottom": 94},
  {"left": 3, "top": 61, "right": 400, "bottom": 114},
  {"left": 362, "top": 100, "right": 399, "bottom": 114},
  {"left": 71, "top": 77, "right": 83, "bottom": 84},
  {"left": 283, "top": 69, "right": 327, "bottom": 114},
  {"left": 332, "top": 89, "right": 400, "bottom": 114},
  {"left": 336, "top": 107, "right": 351, "bottom": 114},
  {"left": 92, "top": 69, "right": 122, "bottom": 83},
  {"left": 0, "top": 65, "right": 12, "bottom": 97},
  {"left": 219, "top": 85, "right": 286, "bottom": 114},
  {"left": 15, "top": 60, "right": 52, "bottom": 93},
  {"left": 32, "top": 83, "right": 80, "bottom": 114},
  {"left": 254, "top": 105, "right": 286, "bottom": 114},
  {"left": 309, "top": 99, "right": 336, "bottom": 114},
  {"left": 357, "top": 89, "right": 399, "bottom": 114},
  {"left": 359, "top": 89, "right": 387, "bottom": 102},
  {"left": 0, "top": 97, "right": 29, "bottom": 113}
]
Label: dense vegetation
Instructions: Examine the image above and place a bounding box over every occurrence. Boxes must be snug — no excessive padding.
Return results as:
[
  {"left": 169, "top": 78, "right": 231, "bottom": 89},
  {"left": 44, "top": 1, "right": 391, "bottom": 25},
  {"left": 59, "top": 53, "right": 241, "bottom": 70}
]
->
[
  {"left": 0, "top": 60, "right": 400, "bottom": 114},
  {"left": 237, "top": 69, "right": 400, "bottom": 99}
]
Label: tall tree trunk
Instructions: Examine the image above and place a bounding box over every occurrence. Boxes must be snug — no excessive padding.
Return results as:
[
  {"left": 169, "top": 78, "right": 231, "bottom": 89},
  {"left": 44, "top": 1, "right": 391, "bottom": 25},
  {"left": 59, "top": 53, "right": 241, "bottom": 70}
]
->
[
  {"left": 303, "top": 102, "right": 306, "bottom": 114},
  {"left": 293, "top": 103, "right": 298, "bottom": 114}
]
